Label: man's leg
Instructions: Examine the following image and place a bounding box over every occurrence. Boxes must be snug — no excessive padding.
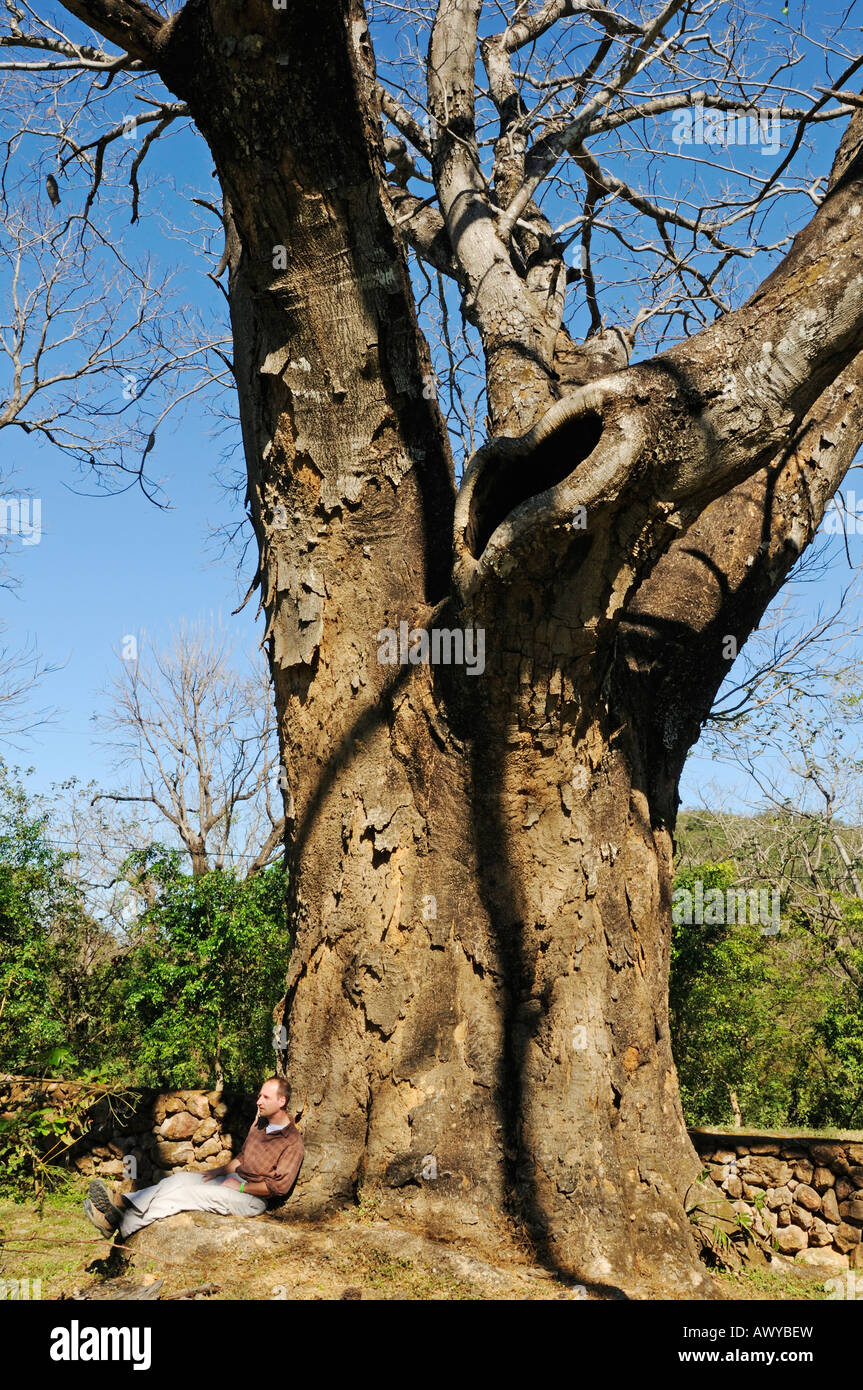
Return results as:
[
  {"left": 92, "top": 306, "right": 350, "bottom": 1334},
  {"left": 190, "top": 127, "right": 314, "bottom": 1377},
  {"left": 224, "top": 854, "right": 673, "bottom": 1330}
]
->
[
  {"left": 117, "top": 1172, "right": 266, "bottom": 1238},
  {"left": 116, "top": 1172, "right": 197, "bottom": 1237}
]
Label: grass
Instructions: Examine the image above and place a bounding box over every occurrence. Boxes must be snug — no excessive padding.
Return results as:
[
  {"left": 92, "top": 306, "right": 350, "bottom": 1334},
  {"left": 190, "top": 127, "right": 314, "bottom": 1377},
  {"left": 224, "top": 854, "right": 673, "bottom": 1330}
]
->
[
  {"left": 0, "top": 1185, "right": 109, "bottom": 1299},
  {"left": 331, "top": 1244, "right": 482, "bottom": 1300},
  {"left": 715, "top": 1263, "right": 834, "bottom": 1301},
  {"left": 0, "top": 1176, "right": 844, "bottom": 1301}
]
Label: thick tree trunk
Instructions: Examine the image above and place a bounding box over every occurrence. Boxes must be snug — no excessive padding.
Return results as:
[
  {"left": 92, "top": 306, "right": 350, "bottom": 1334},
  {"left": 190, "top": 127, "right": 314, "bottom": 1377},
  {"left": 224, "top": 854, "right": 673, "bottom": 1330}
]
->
[
  {"left": 275, "top": 557, "right": 711, "bottom": 1296},
  {"left": 62, "top": 0, "right": 858, "bottom": 1298},
  {"left": 144, "top": 0, "right": 718, "bottom": 1298}
]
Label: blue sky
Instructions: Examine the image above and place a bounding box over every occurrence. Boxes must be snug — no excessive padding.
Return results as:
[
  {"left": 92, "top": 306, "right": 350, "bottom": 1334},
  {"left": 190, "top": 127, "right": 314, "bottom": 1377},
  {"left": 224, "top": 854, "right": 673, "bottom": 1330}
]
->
[{"left": 2, "top": 0, "right": 862, "bottom": 821}]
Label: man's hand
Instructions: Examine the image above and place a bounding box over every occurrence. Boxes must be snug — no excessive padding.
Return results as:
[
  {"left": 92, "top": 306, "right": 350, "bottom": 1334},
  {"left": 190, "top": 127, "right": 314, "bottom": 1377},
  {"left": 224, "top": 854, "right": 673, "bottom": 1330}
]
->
[
  {"left": 203, "top": 1156, "right": 241, "bottom": 1182},
  {"left": 221, "top": 1175, "right": 243, "bottom": 1189}
]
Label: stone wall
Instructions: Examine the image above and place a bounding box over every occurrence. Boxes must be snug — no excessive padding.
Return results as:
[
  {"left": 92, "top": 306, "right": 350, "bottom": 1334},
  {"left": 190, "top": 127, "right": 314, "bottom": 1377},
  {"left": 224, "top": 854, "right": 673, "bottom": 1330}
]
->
[
  {"left": 0, "top": 1075, "right": 256, "bottom": 1190},
  {"left": 6, "top": 1074, "right": 861, "bottom": 1264},
  {"left": 690, "top": 1126, "right": 863, "bottom": 1270}
]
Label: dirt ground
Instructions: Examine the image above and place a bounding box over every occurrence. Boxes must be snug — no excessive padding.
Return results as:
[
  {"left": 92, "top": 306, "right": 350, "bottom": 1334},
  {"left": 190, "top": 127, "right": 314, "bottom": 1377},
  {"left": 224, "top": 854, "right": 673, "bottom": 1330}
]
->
[{"left": 0, "top": 1184, "right": 837, "bottom": 1301}]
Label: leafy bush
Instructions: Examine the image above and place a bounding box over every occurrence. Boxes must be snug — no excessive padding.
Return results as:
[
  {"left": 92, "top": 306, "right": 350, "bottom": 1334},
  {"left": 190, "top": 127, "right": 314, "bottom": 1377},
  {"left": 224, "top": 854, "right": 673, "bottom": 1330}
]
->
[
  {"left": 0, "top": 764, "right": 292, "bottom": 1094},
  {"left": 112, "top": 846, "right": 292, "bottom": 1090},
  {"left": 669, "top": 857, "right": 863, "bottom": 1128}
]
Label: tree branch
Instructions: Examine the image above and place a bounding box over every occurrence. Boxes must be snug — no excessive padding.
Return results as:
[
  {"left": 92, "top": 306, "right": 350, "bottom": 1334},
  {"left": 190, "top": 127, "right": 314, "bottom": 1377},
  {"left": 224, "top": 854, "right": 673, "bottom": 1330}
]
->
[{"left": 56, "top": 0, "right": 165, "bottom": 63}]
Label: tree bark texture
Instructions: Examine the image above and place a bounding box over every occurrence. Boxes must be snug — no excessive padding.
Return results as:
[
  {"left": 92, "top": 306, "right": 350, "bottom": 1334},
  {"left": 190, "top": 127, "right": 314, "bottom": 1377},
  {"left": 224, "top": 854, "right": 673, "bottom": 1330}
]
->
[{"left": 59, "top": 0, "right": 863, "bottom": 1296}]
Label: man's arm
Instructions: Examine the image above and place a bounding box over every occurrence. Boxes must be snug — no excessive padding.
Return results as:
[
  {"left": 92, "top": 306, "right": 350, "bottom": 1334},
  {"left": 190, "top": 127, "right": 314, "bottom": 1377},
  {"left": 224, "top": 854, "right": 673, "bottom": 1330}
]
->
[
  {"left": 235, "top": 1131, "right": 304, "bottom": 1200},
  {"left": 202, "top": 1155, "right": 242, "bottom": 1182},
  {"left": 222, "top": 1175, "right": 270, "bottom": 1197}
]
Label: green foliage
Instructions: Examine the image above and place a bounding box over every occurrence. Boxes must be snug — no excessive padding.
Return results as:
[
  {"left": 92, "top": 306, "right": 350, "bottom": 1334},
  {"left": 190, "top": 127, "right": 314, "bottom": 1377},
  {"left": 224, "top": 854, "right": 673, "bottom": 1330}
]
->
[
  {"left": 669, "top": 840, "right": 863, "bottom": 1129},
  {"left": 112, "top": 847, "right": 291, "bottom": 1090},
  {"left": 0, "top": 1074, "right": 111, "bottom": 1204},
  {"left": 0, "top": 762, "right": 292, "bottom": 1096},
  {"left": 0, "top": 762, "right": 115, "bottom": 1074}
]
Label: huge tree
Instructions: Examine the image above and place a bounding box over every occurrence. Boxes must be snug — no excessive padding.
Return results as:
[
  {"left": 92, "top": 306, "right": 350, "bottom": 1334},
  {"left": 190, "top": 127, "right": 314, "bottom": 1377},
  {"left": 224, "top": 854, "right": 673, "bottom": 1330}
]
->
[{"left": 5, "top": 0, "right": 863, "bottom": 1296}]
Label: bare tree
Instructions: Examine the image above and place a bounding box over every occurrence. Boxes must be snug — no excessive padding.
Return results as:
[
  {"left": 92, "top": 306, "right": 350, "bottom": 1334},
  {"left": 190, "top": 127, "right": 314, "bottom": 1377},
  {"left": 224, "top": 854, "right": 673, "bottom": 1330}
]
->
[
  {"left": 93, "top": 620, "right": 285, "bottom": 878},
  {"left": 6, "top": 0, "right": 863, "bottom": 1295},
  {"left": 0, "top": 60, "right": 232, "bottom": 492},
  {"left": 0, "top": 625, "right": 56, "bottom": 739}
]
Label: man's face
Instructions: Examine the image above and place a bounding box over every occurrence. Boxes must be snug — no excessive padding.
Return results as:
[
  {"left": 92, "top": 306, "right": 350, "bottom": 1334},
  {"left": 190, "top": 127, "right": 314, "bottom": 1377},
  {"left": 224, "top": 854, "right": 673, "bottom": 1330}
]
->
[{"left": 256, "top": 1081, "right": 286, "bottom": 1119}]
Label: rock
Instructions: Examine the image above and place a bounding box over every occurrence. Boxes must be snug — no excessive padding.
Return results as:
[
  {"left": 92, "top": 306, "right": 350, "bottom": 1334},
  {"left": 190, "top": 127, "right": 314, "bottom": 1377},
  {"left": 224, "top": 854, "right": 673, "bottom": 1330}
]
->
[
  {"left": 836, "top": 1178, "right": 855, "bottom": 1201},
  {"left": 833, "top": 1222, "right": 862, "bottom": 1252},
  {"left": 206, "top": 1089, "right": 223, "bottom": 1106},
  {"left": 794, "top": 1184, "right": 821, "bottom": 1212},
  {"left": 851, "top": 1243, "right": 863, "bottom": 1270},
  {"left": 821, "top": 1189, "right": 841, "bottom": 1223},
  {"left": 684, "top": 1178, "right": 768, "bottom": 1270},
  {"left": 708, "top": 1164, "right": 729, "bottom": 1183},
  {"left": 96, "top": 1159, "right": 125, "bottom": 1177},
  {"left": 192, "top": 1118, "right": 219, "bottom": 1143},
  {"left": 129, "top": 1212, "right": 274, "bottom": 1264},
  {"left": 809, "top": 1217, "right": 834, "bottom": 1247},
  {"left": 795, "top": 1247, "right": 848, "bottom": 1269},
  {"left": 767, "top": 1185, "right": 793, "bottom": 1210},
  {"left": 811, "top": 1143, "right": 844, "bottom": 1167},
  {"left": 743, "top": 1182, "right": 763, "bottom": 1199},
  {"left": 846, "top": 1144, "right": 863, "bottom": 1165},
  {"left": 787, "top": 1178, "right": 798, "bottom": 1191},
  {"left": 790, "top": 1205, "right": 813, "bottom": 1230},
  {"left": 184, "top": 1093, "right": 210, "bottom": 1120},
  {"left": 748, "top": 1142, "right": 781, "bottom": 1156},
  {"left": 196, "top": 1136, "right": 221, "bottom": 1159},
  {"left": 813, "top": 1166, "right": 835, "bottom": 1191},
  {"left": 776, "top": 1225, "right": 807, "bottom": 1254},
  {"left": 712, "top": 1149, "right": 738, "bottom": 1164},
  {"left": 160, "top": 1112, "right": 198, "bottom": 1141},
  {"left": 777, "top": 1209, "right": 791, "bottom": 1227},
  {"left": 153, "top": 1140, "right": 195, "bottom": 1167},
  {"left": 793, "top": 1162, "right": 814, "bottom": 1184},
  {"left": 747, "top": 1158, "right": 792, "bottom": 1187},
  {"left": 839, "top": 1197, "right": 863, "bottom": 1226},
  {"left": 213, "top": 1102, "right": 228, "bottom": 1119},
  {"left": 726, "top": 1177, "right": 743, "bottom": 1199},
  {"left": 164, "top": 1096, "right": 185, "bottom": 1116},
  {"left": 849, "top": 1167, "right": 863, "bottom": 1189},
  {"left": 73, "top": 1157, "right": 95, "bottom": 1175}
]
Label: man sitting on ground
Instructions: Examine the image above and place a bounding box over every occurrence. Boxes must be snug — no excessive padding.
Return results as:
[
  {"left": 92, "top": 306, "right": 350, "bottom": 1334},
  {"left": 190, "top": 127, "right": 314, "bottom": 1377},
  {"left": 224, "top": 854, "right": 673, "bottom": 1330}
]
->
[{"left": 83, "top": 1076, "right": 304, "bottom": 1240}]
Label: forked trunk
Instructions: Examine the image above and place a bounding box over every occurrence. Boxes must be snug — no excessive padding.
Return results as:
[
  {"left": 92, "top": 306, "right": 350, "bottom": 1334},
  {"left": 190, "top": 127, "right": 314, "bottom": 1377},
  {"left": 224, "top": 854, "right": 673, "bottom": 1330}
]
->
[
  {"left": 143, "top": 0, "right": 863, "bottom": 1299},
  {"left": 278, "top": 608, "right": 710, "bottom": 1297}
]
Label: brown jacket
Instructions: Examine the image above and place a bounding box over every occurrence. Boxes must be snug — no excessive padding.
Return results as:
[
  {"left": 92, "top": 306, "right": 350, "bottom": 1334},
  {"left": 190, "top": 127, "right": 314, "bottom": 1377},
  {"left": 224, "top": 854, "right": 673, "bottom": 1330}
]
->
[{"left": 235, "top": 1117, "right": 304, "bottom": 1200}]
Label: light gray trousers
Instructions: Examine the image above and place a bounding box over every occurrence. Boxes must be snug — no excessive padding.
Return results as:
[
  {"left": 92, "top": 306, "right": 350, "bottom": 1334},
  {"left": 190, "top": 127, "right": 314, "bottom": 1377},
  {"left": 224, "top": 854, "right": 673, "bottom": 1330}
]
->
[{"left": 118, "top": 1171, "right": 266, "bottom": 1238}]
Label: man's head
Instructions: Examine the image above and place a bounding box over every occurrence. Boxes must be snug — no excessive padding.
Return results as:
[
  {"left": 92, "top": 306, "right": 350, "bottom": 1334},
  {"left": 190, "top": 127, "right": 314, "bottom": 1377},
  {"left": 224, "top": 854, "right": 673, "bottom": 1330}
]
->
[{"left": 256, "top": 1076, "right": 291, "bottom": 1123}]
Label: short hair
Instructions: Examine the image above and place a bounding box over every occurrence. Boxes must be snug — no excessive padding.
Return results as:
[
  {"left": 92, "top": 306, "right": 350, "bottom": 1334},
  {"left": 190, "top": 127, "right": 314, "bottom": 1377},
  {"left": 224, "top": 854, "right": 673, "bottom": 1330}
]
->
[{"left": 263, "top": 1075, "right": 290, "bottom": 1106}]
